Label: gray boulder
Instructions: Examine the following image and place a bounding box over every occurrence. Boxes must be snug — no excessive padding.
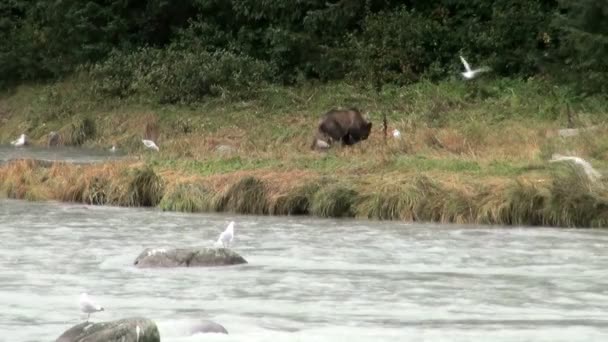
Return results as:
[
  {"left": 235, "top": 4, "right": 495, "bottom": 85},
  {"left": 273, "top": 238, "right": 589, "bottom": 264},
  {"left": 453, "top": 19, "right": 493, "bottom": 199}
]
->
[
  {"left": 55, "top": 317, "right": 159, "bottom": 342},
  {"left": 134, "top": 247, "right": 247, "bottom": 268},
  {"left": 48, "top": 131, "right": 61, "bottom": 147}
]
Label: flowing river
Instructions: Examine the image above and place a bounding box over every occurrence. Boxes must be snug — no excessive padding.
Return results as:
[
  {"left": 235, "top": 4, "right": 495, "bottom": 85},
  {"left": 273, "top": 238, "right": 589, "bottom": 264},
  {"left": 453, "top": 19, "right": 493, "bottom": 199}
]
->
[
  {"left": 1, "top": 146, "right": 608, "bottom": 341},
  {"left": 2, "top": 199, "right": 608, "bottom": 341}
]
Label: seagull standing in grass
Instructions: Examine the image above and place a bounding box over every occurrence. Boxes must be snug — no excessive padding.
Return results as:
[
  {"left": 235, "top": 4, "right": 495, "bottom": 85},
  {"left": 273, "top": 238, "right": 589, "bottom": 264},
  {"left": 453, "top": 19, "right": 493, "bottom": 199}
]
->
[
  {"left": 459, "top": 56, "right": 491, "bottom": 80},
  {"left": 392, "top": 129, "right": 401, "bottom": 139},
  {"left": 215, "top": 221, "right": 235, "bottom": 248},
  {"left": 79, "top": 293, "right": 104, "bottom": 321},
  {"left": 142, "top": 139, "right": 159, "bottom": 151},
  {"left": 549, "top": 153, "right": 601, "bottom": 181},
  {"left": 11, "top": 134, "right": 27, "bottom": 147},
  {"left": 315, "top": 139, "right": 331, "bottom": 149}
]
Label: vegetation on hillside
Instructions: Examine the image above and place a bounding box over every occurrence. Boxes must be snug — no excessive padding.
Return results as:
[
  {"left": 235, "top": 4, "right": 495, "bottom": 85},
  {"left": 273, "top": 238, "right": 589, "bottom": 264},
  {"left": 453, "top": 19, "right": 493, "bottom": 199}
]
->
[
  {"left": 1, "top": 0, "right": 607, "bottom": 97},
  {"left": 2, "top": 1, "right": 608, "bottom": 227}
]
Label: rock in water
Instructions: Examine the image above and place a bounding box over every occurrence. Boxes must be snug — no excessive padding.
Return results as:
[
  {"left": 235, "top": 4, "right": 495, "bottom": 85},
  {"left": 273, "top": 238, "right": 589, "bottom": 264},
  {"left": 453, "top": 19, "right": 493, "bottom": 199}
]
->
[
  {"left": 134, "top": 247, "right": 247, "bottom": 268},
  {"left": 187, "top": 319, "right": 229, "bottom": 335},
  {"left": 55, "top": 317, "right": 159, "bottom": 342}
]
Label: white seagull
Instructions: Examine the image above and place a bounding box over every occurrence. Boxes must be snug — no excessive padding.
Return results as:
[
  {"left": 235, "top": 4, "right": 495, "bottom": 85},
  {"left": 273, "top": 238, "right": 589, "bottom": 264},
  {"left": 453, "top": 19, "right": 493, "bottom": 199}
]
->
[
  {"left": 142, "top": 139, "right": 159, "bottom": 151},
  {"left": 459, "top": 56, "right": 491, "bottom": 80},
  {"left": 549, "top": 153, "right": 601, "bottom": 181},
  {"left": 215, "top": 221, "right": 235, "bottom": 248},
  {"left": 315, "top": 139, "right": 331, "bottom": 149},
  {"left": 79, "top": 293, "right": 104, "bottom": 321},
  {"left": 11, "top": 134, "right": 27, "bottom": 147},
  {"left": 392, "top": 129, "right": 401, "bottom": 139}
]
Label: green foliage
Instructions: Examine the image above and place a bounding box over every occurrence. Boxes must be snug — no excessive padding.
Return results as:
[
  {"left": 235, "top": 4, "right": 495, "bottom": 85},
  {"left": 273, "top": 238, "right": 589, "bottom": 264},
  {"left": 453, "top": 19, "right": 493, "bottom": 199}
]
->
[
  {"left": 0, "top": 0, "right": 599, "bottom": 97},
  {"left": 553, "top": 0, "right": 608, "bottom": 94},
  {"left": 87, "top": 47, "right": 274, "bottom": 103}
]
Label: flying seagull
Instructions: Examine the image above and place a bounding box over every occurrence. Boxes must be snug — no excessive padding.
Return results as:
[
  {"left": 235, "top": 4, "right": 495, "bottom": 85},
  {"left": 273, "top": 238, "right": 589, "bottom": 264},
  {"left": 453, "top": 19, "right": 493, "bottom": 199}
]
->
[
  {"left": 79, "top": 293, "right": 104, "bottom": 321},
  {"left": 142, "top": 139, "right": 159, "bottom": 151},
  {"left": 459, "top": 56, "right": 491, "bottom": 80},
  {"left": 549, "top": 154, "right": 601, "bottom": 182},
  {"left": 215, "top": 221, "right": 235, "bottom": 248},
  {"left": 11, "top": 134, "right": 27, "bottom": 147}
]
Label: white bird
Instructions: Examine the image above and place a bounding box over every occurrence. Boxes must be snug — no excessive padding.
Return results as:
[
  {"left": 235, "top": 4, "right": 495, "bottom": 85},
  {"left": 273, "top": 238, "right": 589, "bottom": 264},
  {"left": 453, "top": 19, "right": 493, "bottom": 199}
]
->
[
  {"left": 215, "top": 221, "right": 235, "bottom": 248},
  {"left": 11, "top": 134, "right": 27, "bottom": 147},
  {"left": 549, "top": 153, "right": 601, "bottom": 181},
  {"left": 142, "top": 139, "right": 159, "bottom": 151},
  {"left": 392, "top": 129, "right": 401, "bottom": 139},
  {"left": 79, "top": 293, "right": 104, "bottom": 321},
  {"left": 315, "top": 139, "right": 331, "bottom": 149},
  {"left": 459, "top": 56, "right": 491, "bottom": 80},
  {"left": 110, "top": 145, "right": 117, "bottom": 153},
  {"left": 136, "top": 325, "right": 141, "bottom": 342}
]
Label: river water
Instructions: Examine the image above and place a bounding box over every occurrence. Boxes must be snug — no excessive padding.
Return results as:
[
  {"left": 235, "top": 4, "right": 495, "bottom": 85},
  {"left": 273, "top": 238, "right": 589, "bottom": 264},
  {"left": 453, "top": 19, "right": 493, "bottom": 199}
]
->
[
  {"left": 0, "top": 145, "right": 127, "bottom": 165},
  {"left": 1, "top": 199, "right": 608, "bottom": 341}
]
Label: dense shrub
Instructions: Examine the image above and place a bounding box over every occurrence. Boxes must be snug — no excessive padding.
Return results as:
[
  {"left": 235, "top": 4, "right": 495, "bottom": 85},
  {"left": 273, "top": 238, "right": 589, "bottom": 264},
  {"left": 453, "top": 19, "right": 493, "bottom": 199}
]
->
[
  {"left": 87, "top": 47, "right": 275, "bottom": 103},
  {"left": 1, "top": 0, "right": 602, "bottom": 97},
  {"left": 552, "top": 0, "right": 608, "bottom": 95}
]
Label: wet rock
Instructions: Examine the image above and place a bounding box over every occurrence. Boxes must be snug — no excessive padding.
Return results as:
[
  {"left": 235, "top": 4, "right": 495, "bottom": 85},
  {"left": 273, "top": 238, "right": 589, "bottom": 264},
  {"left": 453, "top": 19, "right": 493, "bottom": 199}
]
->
[
  {"left": 187, "top": 319, "right": 228, "bottom": 335},
  {"left": 134, "top": 247, "right": 247, "bottom": 268},
  {"left": 48, "top": 131, "right": 61, "bottom": 147},
  {"left": 161, "top": 319, "right": 228, "bottom": 336},
  {"left": 55, "top": 317, "right": 159, "bottom": 342}
]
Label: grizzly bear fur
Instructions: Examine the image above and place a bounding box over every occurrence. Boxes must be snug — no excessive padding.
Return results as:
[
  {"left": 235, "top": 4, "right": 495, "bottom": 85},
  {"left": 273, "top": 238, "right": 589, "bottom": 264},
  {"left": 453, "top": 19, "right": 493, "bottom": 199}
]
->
[{"left": 311, "top": 108, "right": 372, "bottom": 149}]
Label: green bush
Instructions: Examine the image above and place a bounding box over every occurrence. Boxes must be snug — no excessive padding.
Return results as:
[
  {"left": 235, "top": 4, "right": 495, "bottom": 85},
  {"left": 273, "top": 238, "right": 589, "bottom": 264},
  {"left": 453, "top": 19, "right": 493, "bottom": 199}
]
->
[
  {"left": 87, "top": 47, "right": 275, "bottom": 103},
  {"left": 553, "top": 0, "right": 608, "bottom": 95}
]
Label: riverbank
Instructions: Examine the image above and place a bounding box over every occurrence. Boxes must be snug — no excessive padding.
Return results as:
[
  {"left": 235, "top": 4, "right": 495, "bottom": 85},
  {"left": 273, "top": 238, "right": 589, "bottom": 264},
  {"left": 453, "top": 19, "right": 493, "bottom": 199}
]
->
[{"left": 2, "top": 78, "right": 608, "bottom": 227}]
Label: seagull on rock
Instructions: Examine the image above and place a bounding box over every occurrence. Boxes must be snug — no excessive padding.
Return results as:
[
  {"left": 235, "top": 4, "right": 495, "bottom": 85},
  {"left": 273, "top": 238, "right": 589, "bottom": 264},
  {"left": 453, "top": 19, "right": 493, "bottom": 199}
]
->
[
  {"left": 215, "top": 221, "right": 235, "bottom": 248},
  {"left": 142, "top": 139, "right": 159, "bottom": 151},
  {"left": 79, "top": 293, "right": 104, "bottom": 321},
  {"left": 459, "top": 56, "right": 491, "bottom": 80}
]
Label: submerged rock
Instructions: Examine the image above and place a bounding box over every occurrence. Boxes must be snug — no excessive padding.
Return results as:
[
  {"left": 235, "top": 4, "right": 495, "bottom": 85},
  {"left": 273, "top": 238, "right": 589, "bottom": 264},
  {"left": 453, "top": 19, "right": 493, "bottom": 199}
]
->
[
  {"left": 187, "top": 319, "right": 228, "bottom": 335},
  {"left": 134, "top": 247, "right": 247, "bottom": 268},
  {"left": 160, "top": 319, "right": 229, "bottom": 336},
  {"left": 55, "top": 317, "right": 159, "bottom": 342}
]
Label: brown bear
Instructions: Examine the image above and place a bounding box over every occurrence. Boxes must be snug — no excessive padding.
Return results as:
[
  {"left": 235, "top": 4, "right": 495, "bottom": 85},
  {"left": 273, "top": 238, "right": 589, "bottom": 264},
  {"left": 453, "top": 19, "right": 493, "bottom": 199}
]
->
[{"left": 311, "top": 107, "right": 372, "bottom": 149}]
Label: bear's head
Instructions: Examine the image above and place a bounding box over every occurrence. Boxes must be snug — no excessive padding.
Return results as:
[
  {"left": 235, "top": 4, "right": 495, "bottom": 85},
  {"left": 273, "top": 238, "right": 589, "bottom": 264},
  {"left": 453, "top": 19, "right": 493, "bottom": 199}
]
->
[{"left": 360, "top": 122, "right": 372, "bottom": 140}]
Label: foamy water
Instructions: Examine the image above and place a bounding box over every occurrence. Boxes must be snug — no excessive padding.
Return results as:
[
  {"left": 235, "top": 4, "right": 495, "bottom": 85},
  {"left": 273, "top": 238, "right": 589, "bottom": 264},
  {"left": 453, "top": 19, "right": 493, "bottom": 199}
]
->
[{"left": 1, "top": 199, "right": 608, "bottom": 341}]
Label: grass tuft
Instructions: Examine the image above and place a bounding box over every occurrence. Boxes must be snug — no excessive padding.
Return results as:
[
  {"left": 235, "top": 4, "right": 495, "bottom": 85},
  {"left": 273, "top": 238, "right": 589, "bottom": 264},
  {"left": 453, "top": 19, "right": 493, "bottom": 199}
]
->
[
  {"left": 215, "top": 176, "right": 268, "bottom": 214},
  {"left": 272, "top": 180, "right": 322, "bottom": 215},
  {"left": 159, "top": 182, "right": 214, "bottom": 212},
  {"left": 310, "top": 181, "right": 357, "bottom": 218},
  {"left": 123, "top": 166, "right": 165, "bottom": 207},
  {"left": 69, "top": 117, "right": 96, "bottom": 146}
]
